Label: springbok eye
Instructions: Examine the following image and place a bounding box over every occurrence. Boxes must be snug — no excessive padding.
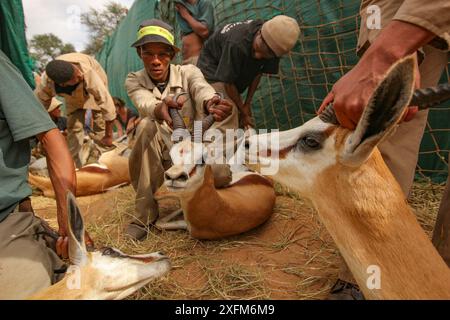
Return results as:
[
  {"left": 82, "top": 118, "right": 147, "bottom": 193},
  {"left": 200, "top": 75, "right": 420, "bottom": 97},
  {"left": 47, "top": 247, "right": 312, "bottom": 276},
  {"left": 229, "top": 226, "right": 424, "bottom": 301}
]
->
[
  {"left": 298, "top": 134, "right": 322, "bottom": 151},
  {"left": 101, "top": 247, "right": 122, "bottom": 258}
]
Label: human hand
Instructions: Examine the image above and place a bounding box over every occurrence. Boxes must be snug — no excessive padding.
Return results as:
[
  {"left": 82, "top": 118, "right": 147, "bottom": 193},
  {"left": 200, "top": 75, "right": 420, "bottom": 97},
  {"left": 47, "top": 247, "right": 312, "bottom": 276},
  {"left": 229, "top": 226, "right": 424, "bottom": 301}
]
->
[
  {"left": 318, "top": 52, "right": 420, "bottom": 129},
  {"left": 155, "top": 95, "right": 185, "bottom": 127},
  {"left": 56, "top": 235, "right": 69, "bottom": 259},
  {"left": 206, "top": 95, "right": 233, "bottom": 122},
  {"left": 100, "top": 135, "right": 113, "bottom": 147},
  {"left": 175, "top": 3, "right": 190, "bottom": 19}
]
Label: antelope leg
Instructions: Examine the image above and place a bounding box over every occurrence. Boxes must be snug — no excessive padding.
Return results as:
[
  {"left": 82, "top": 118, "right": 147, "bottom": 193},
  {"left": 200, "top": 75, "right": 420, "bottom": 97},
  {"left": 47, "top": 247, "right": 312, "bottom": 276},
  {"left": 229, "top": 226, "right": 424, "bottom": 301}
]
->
[
  {"left": 159, "top": 208, "right": 183, "bottom": 223},
  {"left": 155, "top": 219, "right": 188, "bottom": 231}
]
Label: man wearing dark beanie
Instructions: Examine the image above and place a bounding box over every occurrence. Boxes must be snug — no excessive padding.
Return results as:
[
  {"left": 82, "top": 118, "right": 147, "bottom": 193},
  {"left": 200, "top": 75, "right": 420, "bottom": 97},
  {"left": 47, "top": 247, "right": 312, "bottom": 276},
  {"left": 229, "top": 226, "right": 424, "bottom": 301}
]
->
[
  {"left": 35, "top": 53, "right": 116, "bottom": 168},
  {"left": 197, "top": 15, "right": 300, "bottom": 130}
]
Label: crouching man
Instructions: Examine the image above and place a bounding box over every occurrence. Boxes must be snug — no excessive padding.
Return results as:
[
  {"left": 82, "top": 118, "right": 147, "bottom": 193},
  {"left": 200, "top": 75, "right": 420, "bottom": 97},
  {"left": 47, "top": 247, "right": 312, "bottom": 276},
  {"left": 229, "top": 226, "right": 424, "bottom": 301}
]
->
[
  {"left": 35, "top": 53, "right": 116, "bottom": 168},
  {"left": 125, "top": 19, "right": 237, "bottom": 240}
]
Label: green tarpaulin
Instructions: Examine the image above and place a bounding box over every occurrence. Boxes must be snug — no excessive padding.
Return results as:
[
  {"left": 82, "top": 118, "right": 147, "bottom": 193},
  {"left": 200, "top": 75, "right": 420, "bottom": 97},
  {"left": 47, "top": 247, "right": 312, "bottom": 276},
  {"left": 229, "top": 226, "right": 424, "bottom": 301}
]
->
[{"left": 0, "top": 0, "right": 35, "bottom": 88}]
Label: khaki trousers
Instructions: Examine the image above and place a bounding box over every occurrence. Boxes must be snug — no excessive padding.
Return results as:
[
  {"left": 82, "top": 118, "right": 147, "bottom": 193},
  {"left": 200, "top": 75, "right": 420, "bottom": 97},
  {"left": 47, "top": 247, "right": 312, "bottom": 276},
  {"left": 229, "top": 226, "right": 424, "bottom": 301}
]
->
[
  {"left": 0, "top": 211, "right": 65, "bottom": 299},
  {"left": 129, "top": 118, "right": 173, "bottom": 226},
  {"left": 339, "top": 47, "right": 450, "bottom": 284},
  {"left": 67, "top": 109, "right": 105, "bottom": 168}
]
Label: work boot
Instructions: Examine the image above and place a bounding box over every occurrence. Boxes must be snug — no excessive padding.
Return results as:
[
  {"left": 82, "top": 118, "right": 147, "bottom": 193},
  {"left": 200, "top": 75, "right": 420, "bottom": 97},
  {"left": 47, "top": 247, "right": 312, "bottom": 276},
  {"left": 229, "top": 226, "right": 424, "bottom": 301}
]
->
[
  {"left": 327, "top": 279, "right": 365, "bottom": 300},
  {"left": 125, "top": 223, "right": 148, "bottom": 241}
]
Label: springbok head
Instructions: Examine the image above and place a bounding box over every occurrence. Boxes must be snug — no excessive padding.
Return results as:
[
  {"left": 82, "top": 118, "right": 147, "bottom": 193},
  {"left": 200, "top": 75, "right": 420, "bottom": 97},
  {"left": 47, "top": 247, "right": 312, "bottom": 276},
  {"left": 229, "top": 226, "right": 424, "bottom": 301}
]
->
[
  {"left": 164, "top": 93, "right": 225, "bottom": 192},
  {"left": 247, "top": 56, "right": 416, "bottom": 196},
  {"left": 65, "top": 192, "right": 171, "bottom": 299}
]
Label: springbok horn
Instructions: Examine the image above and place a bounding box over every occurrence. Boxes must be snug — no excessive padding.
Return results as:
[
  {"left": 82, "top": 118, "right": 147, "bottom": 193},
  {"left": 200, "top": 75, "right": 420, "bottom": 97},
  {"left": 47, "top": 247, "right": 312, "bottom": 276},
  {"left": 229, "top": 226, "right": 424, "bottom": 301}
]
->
[
  {"left": 319, "top": 83, "right": 450, "bottom": 125},
  {"left": 170, "top": 92, "right": 188, "bottom": 142},
  {"left": 318, "top": 103, "right": 339, "bottom": 125},
  {"left": 193, "top": 93, "right": 224, "bottom": 140},
  {"left": 410, "top": 83, "right": 450, "bottom": 110}
]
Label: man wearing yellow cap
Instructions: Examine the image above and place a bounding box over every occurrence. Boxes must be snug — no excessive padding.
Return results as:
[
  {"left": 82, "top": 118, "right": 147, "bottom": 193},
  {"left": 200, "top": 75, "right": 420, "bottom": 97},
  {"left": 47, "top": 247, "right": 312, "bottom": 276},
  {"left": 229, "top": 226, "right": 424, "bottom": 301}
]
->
[
  {"left": 197, "top": 15, "right": 300, "bottom": 129},
  {"left": 125, "top": 19, "right": 237, "bottom": 240}
]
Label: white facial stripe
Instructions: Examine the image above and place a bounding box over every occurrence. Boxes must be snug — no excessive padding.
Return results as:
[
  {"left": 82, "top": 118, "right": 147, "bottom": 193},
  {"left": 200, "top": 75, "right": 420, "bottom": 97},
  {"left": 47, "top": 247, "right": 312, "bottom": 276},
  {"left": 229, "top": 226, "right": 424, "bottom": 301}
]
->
[{"left": 249, "top": 117, "right": 332, "bottom": 153}]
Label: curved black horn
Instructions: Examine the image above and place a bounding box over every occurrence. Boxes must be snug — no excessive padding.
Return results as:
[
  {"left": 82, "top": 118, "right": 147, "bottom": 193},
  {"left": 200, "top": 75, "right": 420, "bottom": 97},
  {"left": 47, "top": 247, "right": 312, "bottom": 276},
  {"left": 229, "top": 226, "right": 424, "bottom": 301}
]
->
[
  {"left": 410, "top": 83, "right": 450, "bottom": 110},
  {"left": 170, "top": 92, "right": 188, "bottom": 142},
  {"left": 319, "top": 103, "right": 339, "bottom": 125},
  {"left": 196, "top": 92, "right": 225, "bottom": 138}
]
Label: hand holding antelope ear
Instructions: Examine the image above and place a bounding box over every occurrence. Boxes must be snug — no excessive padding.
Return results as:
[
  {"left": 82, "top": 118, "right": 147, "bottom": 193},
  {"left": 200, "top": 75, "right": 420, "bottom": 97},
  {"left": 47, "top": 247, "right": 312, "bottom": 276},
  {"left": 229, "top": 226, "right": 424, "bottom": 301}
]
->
[
  {"left": 318, "top": 20, "right": 435, "bottom": 129},
  {"left": 205, "top": 95, "right": 233, "bottom": 122}
]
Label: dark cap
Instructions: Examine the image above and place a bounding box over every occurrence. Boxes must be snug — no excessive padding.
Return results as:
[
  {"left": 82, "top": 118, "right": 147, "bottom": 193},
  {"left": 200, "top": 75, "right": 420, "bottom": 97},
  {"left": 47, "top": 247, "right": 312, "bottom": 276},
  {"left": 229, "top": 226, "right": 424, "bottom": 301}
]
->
[{"left": 131, "top": 19, "right": 180, "bottom": 52}]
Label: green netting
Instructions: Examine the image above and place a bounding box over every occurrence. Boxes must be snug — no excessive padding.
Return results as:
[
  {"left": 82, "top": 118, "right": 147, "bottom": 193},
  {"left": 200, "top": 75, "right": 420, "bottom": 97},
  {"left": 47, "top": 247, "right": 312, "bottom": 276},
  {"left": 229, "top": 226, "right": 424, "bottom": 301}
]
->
[
  {"left": 96, "top": 0, "right": 449, "bottom": 183},
  {"left": 0, "top": 0, "right": 35, "bottom": 88}
]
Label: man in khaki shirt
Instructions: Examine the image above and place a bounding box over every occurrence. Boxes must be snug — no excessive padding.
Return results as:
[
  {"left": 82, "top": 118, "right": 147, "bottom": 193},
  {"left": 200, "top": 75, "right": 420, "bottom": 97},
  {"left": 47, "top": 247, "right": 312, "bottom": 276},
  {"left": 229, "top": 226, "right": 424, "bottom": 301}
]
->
[
  {"left": 35, "top": 52, "right": 116, "bottom": 168},
  {"left": 125, "top": 19, "right": 237, "bottom": 240},
  {"left": 319, "top": 0, "right": 450, "bottom": 299}
]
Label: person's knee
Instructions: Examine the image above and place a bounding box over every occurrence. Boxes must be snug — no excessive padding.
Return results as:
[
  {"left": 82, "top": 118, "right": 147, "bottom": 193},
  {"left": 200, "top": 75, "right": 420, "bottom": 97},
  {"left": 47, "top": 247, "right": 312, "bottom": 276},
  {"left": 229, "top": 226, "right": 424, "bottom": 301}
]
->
[{"left": 136, "top": 117, "right": 158, "bottom": 140}]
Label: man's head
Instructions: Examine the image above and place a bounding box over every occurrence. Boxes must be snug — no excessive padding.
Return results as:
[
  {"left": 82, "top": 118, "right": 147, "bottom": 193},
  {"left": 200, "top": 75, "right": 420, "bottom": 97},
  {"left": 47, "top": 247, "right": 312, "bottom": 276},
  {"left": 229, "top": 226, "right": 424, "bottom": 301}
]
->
[
  {"left": 45, "top": 60, "right": 83, "bottom": 87},
  {"left": 132, "top": 19, "right": 180, "bottom": 82},
  {"left": 253, "top": 15, "right": 300, "bottom": 60}
]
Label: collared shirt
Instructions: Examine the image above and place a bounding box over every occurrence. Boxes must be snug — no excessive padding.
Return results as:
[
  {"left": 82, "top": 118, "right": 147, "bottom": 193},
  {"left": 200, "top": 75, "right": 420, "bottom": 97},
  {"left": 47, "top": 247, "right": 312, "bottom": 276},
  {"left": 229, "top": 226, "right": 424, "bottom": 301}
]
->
[
  {"left": 358, "top": 0, "right": 450, "bottom": 55},
  {"left": 34, "top": 53, "right": 116, "bottom": 121},
  {"left": 125, "top": 64, "right": 217, "bottom": 131},
  {"left": 175, "top": 0, "right": 215, "bottom": 37},
  {"left": 0, "top": 50, "right": 56, "bottom": 222}
]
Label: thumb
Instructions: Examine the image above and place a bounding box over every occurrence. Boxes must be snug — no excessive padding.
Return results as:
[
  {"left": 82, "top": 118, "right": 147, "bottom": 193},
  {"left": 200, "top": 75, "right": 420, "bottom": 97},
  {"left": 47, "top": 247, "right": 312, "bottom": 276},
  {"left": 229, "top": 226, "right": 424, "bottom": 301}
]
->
[
  {"left": 402, "top": 106, "right": 419, "bottom": 122},
  {"left": 318, "top": 92, "right": 334, "bottom": 114}
]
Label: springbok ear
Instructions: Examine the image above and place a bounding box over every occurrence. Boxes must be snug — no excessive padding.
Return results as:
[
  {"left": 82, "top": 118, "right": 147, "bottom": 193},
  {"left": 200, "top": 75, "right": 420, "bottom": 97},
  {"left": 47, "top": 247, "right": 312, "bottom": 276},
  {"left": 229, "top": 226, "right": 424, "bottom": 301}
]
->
[
  {"left": 67, "top": 191, "right": 88, "bottom": 266},
  {"left": 341, "top": 55, "right": 416, "bottom": 167}
]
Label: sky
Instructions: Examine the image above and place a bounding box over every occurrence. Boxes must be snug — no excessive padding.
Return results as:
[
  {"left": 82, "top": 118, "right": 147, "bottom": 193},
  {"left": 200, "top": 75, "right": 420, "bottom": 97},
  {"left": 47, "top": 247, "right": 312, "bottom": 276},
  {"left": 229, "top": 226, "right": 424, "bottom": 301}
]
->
[{"left": 23, "top": 0, "right": 135, "bottom": 51}]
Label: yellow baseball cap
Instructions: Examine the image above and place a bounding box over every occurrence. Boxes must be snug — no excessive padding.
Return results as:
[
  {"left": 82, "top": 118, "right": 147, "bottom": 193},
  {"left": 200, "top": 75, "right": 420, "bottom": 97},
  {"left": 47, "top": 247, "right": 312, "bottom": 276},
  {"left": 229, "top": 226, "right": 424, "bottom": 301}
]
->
[{"left": 131, "top": 19, "right": 180, "bottom": 52}]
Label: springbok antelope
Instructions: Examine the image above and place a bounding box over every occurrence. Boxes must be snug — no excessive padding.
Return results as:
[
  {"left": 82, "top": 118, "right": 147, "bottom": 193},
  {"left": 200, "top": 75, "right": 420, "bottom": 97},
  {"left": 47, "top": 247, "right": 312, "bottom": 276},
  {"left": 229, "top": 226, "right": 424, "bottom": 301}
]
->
[
  {"left": 29, "top": 192, "right": 171, "bottom": 300},
  {"left": 247, "top": 56, "right": 450, "bottom": 299},
  {"left": 29, "top": 138, "right": 131, "bottom": 197},
  {"left": 155, "top": 96, "right": 276, "bottom": 240}
]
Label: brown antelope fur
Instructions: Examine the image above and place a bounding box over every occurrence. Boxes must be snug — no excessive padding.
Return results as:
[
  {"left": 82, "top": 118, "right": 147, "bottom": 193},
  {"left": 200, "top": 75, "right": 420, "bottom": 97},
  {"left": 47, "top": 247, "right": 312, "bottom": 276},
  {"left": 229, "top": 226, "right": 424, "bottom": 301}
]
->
[
  {"left": 247, "top": 56, "right": 450, "bottom": 299},
  {"left": 29, "top": 192, "right": 170, "bottom": 300},
  {"left": 29, "top": 144, "right": 130, "bottom": 197},
  {"left": 178, "top": 165, "right": 276, "bottom": 240}
]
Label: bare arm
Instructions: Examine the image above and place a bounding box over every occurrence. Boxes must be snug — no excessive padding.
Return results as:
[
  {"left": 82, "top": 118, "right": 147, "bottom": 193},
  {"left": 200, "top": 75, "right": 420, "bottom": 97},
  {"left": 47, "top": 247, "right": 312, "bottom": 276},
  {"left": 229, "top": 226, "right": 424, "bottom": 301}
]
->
[
  {"left": 176, "top": 3, "right": 210, "bottom": 39},
  {"left": 319, "top": 20, "right": 435, "bottom": 129},
  {"left": 224, "top": 83, "right": 244, "bottom": 110},
  {"left": 244, "top": 74, "right": 262, "bottom": 106},
  {"left": 37, "top": 129, "right": 76, "bottom": 235},
  {"left": 37, "top": 128, "right": 76, "bottom": 257}
]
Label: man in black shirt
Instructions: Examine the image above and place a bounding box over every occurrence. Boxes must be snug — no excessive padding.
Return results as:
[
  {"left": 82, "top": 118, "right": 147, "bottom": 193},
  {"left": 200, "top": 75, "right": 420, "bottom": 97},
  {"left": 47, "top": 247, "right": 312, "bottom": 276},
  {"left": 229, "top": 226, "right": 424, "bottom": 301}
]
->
[{"left": 198, "top": 15, "right": 300, "bottom": 129}]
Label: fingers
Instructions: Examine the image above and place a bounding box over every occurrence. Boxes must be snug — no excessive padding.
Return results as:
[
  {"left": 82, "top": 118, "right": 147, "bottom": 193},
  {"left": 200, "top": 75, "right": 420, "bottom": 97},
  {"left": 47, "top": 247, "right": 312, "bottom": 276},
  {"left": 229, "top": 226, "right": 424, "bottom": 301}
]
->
[
  {"left": 318, "top": 92, "right": 334, "bottom": 114},
  {"left": 402, "top": 106, "right": 419, "bottom": 122},
  {"left": 56, "top": 236, "right": 69, "bottom": 259},
  {"left": 210, "top": 102, "right": 232, "bottom": 121},
  {"left": 85, "top": 231, "right": 95, "bottom": 251},
  {"left": 163, "top": 108, "right": 173, "bottom": 127}
]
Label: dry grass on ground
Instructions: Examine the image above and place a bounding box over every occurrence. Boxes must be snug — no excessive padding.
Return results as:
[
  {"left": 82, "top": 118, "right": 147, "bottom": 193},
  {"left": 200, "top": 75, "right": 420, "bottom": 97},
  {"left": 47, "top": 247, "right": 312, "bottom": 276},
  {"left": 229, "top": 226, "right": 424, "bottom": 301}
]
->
[{"left": 31, "top": 179, "right": 445, "bottom": 300}]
